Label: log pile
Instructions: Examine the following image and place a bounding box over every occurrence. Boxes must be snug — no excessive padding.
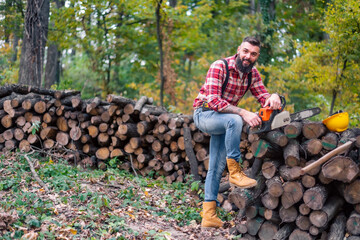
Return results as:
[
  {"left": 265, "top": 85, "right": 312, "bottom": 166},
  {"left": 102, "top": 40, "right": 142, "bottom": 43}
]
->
[
  {"left": 0, "top": 84, "right": 207, "bottom": 184},
  {"left": 2, "top": 84, "right": 360, "bottom": 239},
  {"left": 222, "top": 122, "right": 360, "bottom": 239}
]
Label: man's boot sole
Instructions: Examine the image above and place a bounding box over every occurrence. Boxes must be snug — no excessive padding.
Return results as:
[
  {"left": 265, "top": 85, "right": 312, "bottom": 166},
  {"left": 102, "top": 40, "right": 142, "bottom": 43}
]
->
[
  {"left": 201, "top": 225, "right": 222, "bottom": 229},
  {"left": 201, "top": 222, "right": 223, "bottom": 229},
  {"left": 229, "top": 182, "right": 257, "bottom": 189}
]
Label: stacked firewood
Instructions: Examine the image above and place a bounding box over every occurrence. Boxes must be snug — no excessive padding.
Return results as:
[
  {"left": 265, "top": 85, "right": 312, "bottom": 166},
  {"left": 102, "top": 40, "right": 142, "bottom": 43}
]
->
[
  {"left": 219, "top": 122, "right": 360, "bottom": 239},
  {"left": 0, "top": 84, "right": 209, "bottom": 184},
  {"left": 2, "top": 85, "right": 360, "bottom": 239}
]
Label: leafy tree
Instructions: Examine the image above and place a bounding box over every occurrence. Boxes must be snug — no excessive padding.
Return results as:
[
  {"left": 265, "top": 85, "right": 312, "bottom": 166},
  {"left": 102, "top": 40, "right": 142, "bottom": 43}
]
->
[
  {"left": 0, "top": 0, "right": 24, "bottom": 85},
  {"left": 323, "top": 0, "right": 360, "bottom": 115},
  {"left": 1, "top": 0, "right": 357, "bottom": 123},
  {"left": 276, "top": 0, "right": 360, "bottom": 126}
]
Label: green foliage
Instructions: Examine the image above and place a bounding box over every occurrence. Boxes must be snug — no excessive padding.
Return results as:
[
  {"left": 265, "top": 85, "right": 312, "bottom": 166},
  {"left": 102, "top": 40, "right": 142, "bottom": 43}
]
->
[
  {"left": 57, "top": 54, "right": 102, "bottom": 99},
  {"left": 30, "top": 121, "right": 41, "bottom": 135},
  {"left": 0, "top": 0, "right": 358, "bottom": 123},
  {"left": 269, "top": 0, "right": 360, "bottom": 125},
  {"left": 190, "top": 180, "right": 201, "bottom": 192},
  {"left": 0, "top": 153, "right": 206, "bottom": 238}
]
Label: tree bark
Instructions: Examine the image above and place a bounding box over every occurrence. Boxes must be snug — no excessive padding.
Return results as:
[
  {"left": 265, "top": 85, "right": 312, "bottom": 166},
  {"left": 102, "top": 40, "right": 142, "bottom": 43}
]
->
[
  {"left": 155, "top": 0, "right": 165, "bottom": 106},
  {"left": 19, "top": 0, "right": 50, "bottom": 87},
  {"left": 283, "top": 139, "right": 300, "bottom": 167},
  {"left": 328, "top": 213, "right": 346, "bottom": 240},
  {"left": 309, "top": 195, "right": 344, "bottom": 228},
  {"left": 272, "top": 223, "right": 295, "bottom": 240}
]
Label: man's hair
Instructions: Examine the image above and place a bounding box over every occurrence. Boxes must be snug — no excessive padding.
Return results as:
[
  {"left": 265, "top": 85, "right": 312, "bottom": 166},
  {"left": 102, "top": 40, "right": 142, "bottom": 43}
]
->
[{"left": 242, "top": 36, "right": 261, "bottom": 48}]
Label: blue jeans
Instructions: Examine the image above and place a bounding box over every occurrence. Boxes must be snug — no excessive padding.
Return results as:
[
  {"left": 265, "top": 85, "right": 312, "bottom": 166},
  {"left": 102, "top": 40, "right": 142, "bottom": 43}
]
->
[{"left": 193, "top": 108, "right": 243, "bottom": 204}]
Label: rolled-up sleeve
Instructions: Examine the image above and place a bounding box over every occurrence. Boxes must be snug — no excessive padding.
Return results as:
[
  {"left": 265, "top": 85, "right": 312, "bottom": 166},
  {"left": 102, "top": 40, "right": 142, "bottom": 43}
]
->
[
  {"left": 250, "top": 70, "right": 271, "bottom": 107},
  {"left": 205, "top": 61, "right": 230, "bottom": 111}
]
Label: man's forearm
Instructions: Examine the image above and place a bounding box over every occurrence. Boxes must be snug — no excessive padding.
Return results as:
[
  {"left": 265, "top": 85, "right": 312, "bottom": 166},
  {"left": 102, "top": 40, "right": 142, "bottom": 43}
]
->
[
  {"left": 220, "top": 105, "right": 243, "bottom": 116},
  {"left": 221, "top": 104, "right": 262, "bottom": 127}
]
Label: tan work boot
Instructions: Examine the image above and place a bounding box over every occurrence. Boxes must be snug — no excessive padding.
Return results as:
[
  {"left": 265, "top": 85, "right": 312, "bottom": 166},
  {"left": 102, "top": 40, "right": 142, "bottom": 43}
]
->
[
  {"left": 201, "top": 201, "right": 223, "bottom": 228},
  {"left": 227, "top": 158, "right": 257, "bottom": 188}
]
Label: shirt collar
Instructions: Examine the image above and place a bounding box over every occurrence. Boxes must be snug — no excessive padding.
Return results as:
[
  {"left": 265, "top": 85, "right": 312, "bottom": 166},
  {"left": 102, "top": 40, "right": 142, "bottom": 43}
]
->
[{"left": 228, "top": 54, "right": 238, "bottom": 71}]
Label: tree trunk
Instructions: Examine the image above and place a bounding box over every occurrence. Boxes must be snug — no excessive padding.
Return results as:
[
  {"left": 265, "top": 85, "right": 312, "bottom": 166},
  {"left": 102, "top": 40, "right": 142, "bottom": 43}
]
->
[
  {"left": 309, "top": 195, "right": 344, "bottom": 228},
  {"left": 273, "top": 223, "right": 295, "bottom": 240},
  {"left": 43, "top": 0, "right": 64, "bottom": 89},
  {"left": 19, "top": 0, "right": 50, "bottom": 87},
  {"left": 155, "top": 0, "right": 165, "bottom": 106},
  {"left": 283, "top": 139, "right": 300, "bottom": 167},
  {"left": 328, "top": 213, "right": 346, "bottom": 240},
  {"left": 44, "top": 44, "right": 60, "bottom": 88}
]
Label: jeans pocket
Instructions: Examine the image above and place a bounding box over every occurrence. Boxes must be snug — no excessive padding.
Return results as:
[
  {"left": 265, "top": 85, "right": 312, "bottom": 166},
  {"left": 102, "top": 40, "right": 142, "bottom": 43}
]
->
[
  {"left": 193, "top": 109, "right": 200, "bottom": 127},
  {"left": 194, "top": 110, "right": 209, "bottom": 133}
]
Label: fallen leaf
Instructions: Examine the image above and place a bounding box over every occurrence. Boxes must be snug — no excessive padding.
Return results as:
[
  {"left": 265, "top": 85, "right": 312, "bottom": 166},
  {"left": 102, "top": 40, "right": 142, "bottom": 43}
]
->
[
  {"left": 21, "top": 231, "right": 38, "bottom": 240},
  {"left": 69, "top": 228, "right": 77, "bottom": 235},
  {"left": 53, "top": 208, "right": 59, "bottom": 215},
  {"left": 127, "top": 213, "right": 135, "bottom": 220}
]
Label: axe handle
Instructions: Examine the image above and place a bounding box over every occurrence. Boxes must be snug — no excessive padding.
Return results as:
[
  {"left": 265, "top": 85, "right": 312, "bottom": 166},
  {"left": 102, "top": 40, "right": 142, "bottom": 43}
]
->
[{"left": 300, "top": 139, "right": 355, "bottom": 175}]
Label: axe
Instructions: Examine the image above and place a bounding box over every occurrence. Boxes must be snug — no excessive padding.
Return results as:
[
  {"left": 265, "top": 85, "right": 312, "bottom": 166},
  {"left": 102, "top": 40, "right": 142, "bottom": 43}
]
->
[{"left": 300, "top": 138, "right": 356, "bottom": 175}]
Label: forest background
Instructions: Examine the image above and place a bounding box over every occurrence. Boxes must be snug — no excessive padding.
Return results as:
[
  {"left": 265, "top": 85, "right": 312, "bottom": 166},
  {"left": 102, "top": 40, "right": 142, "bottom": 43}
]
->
[{"left": 0, "top": 0, "right": 359, "bottom": 127}]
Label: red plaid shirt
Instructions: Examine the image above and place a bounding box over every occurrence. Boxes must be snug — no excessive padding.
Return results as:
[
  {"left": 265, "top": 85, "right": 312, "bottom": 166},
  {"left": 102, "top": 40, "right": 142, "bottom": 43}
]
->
[{"left": 193, "top": 54, "right": 271, "bottom": 111}]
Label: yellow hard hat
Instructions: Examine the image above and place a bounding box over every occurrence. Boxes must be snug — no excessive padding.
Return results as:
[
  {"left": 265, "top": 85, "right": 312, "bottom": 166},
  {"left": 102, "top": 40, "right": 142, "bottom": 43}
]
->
[{"left": 322, "top": 111, "right": 349, "bottom": 132}]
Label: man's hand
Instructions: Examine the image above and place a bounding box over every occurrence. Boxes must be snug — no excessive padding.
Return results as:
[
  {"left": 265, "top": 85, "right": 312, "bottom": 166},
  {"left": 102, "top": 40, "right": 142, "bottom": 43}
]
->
[
  {"left": 264, "top": 94, "right": 281, "bottom": 110},
  {"left": 240, "top": 109, "right": 262, "bottom": 127},
  {"left": 221, "top": 105, "right": 261, "bottom": 127}
]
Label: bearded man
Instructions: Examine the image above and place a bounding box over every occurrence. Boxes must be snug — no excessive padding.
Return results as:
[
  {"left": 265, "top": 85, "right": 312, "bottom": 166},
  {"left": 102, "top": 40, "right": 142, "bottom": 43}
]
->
[{"left": 193, "top": 36, "right": 281, "bottom": 228}]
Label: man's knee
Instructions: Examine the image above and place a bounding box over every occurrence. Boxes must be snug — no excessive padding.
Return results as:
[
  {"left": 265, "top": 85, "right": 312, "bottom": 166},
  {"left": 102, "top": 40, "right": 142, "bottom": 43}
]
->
[{"left": 227, "top": 115, "right": 243, "bottom": 129}]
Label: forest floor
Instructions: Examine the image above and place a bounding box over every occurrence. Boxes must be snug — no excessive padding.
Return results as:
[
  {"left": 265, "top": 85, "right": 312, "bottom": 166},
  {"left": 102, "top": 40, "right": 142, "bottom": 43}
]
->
[{"left": 0, "top": 152, "right": 237, "bottom": 240}]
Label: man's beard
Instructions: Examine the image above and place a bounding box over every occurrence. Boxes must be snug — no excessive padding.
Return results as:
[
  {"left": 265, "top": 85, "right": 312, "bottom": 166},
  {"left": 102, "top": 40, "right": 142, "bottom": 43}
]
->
[{"left": 236, "top": 56, "right": 256, "bottom": 73}]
